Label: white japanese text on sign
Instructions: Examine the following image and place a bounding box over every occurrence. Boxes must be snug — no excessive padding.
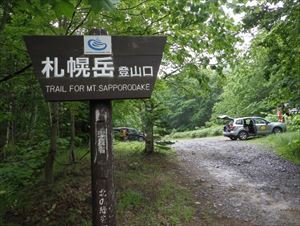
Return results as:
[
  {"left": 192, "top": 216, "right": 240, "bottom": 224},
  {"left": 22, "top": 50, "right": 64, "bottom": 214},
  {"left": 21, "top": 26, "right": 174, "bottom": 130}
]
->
[{"left": 41, "top": 57, "right": 154, "bottom": 78}]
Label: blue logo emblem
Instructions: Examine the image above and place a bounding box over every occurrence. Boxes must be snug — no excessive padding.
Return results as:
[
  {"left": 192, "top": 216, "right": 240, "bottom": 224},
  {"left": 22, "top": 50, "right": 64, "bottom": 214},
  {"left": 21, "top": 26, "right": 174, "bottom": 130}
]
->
[
  {"left": 87, "top": 38, "right": 107, "bottom": 51},
  {"left": 84, "top": 36, "right": 111, "bottom": 55}
]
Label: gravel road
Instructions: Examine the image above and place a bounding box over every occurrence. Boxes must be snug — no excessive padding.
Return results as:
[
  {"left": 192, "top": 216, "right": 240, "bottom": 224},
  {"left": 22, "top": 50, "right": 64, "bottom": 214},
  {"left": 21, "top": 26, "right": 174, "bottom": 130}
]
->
[{"left": 172, "top": 136, "right": 300, "bottom": 226}]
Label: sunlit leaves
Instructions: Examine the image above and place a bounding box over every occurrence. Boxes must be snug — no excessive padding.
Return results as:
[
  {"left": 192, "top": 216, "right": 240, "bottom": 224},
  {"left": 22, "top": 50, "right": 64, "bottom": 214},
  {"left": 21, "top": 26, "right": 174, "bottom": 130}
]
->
[
  {"left": 212, "top": 0, "right": 300, "bottom": 121},
  {"left": 52, "top": 1, "right": 74, "bottom": 18},
  {"left": 88, "top": 0, "right": 116, "bottom": 11},
  {"left": 38, "top": 0, "right": 118, "bottom": 19}
]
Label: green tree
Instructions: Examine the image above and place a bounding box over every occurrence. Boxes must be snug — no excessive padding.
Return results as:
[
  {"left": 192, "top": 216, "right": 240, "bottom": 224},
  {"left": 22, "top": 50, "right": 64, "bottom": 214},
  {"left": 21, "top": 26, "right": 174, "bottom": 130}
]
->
[
  {"left": 0, "top": 0, "right": 117, "bottom": 183},
  {"left": 212, "top": 43, "right": 272, "bottom": 119},
  {"left": 163, "top": 69, "right": 222, "bottom": 131},
  {"left": 96, "top": 0, "right": 239, "bottom": 153},
  {"left": 242, "top": 0, "right": 300, "bottom": 106},
  {"left": 212, "top": 0, "right": 300, "bottom": 121}
]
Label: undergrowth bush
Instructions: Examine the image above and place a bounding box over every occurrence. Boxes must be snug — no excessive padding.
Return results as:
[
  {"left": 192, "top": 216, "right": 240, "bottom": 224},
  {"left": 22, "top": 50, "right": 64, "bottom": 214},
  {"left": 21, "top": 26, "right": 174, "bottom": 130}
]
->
[
  {"left": 0, "top": 137, "right": 73, "bottom": 223},
  {"left": 286, "top": 115, "right": 300, "bottom": 131},
  {"left": 266, "top": 114, "right": 300, "bottom": 131},
  {"left": 166, "top": 125, "right": 223, "bottom": 139},
  {"left": 265, "top": 114, "right": 278, "bottom": 122},
  {"left": 261, "top": 132, "right": 300, "bottom": 165},
  {"left": 2, "top": 140, "right": 196, "bottom": 225},
  {"left": 0, "top": 140, "right": 49, "bottom": 222}
]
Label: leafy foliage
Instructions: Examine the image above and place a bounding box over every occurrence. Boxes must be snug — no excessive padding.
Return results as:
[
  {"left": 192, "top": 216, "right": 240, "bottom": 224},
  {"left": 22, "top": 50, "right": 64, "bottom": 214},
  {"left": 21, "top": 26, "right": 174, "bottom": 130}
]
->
[
  {"left": 165, "top": 125, "right": 223, "bottom": 139},
  {"left": 212, "top": 44, "right": 272, "bottom": 118},
  {"left": 212, "top": 1, "right": 299, "bottom": 120},
  {"left": 162, "top": 69, "right": 222, "bottom": 131},
  {"left": 256, "top": 132, "right": 300, "bottom": 165},
  {"left": 0, "top": 138, "right": 71, "bottom": 222},
  {"left": 286, "top": 115, "right": 300, "bottom": 131},
  {"left": 242, "top": 0, "right": 300, "bottom": 106},
  {"left": 1, "top": 0, "right": 299, "bottom": 223}
]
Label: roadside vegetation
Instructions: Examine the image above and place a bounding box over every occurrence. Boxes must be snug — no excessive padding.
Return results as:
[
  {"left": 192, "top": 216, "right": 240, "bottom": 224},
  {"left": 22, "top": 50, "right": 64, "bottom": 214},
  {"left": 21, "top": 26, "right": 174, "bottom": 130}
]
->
[
  {"left": 115, "top": 142, "right": 195, "bottom": 225},
  {"left": 165, "top": 125, "right": 223, "bottom": 139},
  {"left": 250, "top": 115, "right": 300, "bottom": 165},
  {"left": 1, "top": 142, "right": 195, "bottom": 225},
  {"left": 253, "top": 132, "right": 300, "bottom": 165}
]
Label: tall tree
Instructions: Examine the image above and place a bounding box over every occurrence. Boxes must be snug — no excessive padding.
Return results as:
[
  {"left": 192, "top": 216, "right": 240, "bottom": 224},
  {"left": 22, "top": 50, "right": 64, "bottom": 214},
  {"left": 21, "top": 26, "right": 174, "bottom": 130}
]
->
[
  {"left": 90, "top": 0, "right": 239, "bottom": 153},
  {"left": 212, "top": 43, "right": 272, "bottom": 118},
  {"left": 212, "top": 0, "right": 300, "bottom": 120},
  {"left": 0, "top": 0, "right": 118, "bottom": 182},
  {"left": 1, "top": 0, "right": 240, "bottom": 156},
  {"left": 242, "top": 0, "right": 300, "bottom": 106}
]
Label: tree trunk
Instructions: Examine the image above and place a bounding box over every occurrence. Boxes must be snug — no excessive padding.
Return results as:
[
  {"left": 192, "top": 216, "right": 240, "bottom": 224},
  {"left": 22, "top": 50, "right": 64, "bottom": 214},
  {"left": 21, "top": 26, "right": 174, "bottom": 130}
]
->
[
  {"left": 144, "top": 100, "right": 154, "bottom": 154},
  {"left": 4, "top": 121, "right": 9, "bottom": 159},
  {"left": 6, "top": 119, "right": 10, "bottom": 147},
  {"left": 144, "top": 119, "right": 154, "bottom": 154},
  {"left": 69, "top": 109, "right": 76, "bottom": 163},
  {"left": 0, "top": 1, "right": 12, "bottom": 32},
  {"left": 27, "top": 103, "right": 38, "bottom": 139},
  {"left": 45, "top": 102, "right": 59, "bottom": 184},
  {"left": 6, "top": 97, "right": 16, "bottom": 154}
]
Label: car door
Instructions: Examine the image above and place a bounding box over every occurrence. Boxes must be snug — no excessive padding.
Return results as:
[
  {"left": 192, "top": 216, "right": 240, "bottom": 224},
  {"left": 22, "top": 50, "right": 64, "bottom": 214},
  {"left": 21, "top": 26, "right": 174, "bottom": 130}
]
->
[{"left": 254, "top": 118, "right": 271, "bottom": 135}]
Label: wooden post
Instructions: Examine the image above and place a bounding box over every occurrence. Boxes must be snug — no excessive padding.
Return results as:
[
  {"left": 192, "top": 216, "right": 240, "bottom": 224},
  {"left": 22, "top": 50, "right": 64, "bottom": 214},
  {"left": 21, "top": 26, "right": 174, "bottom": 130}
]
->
[
  {"left": 24, "top": 29, "right": 166, "bottom": 226},
  {"left": 90, "top": 101, "right": 115, "bottom": 226},
  {"left": 89, "top": 29, "right": 116, "bottom": 226}
]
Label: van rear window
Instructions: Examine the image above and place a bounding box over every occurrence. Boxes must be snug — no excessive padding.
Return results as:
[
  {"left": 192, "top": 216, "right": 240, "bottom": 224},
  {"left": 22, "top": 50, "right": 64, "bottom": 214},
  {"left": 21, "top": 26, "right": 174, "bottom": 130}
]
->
[{"left": 235, "top": 119, "right": 243, "bottom": 125}]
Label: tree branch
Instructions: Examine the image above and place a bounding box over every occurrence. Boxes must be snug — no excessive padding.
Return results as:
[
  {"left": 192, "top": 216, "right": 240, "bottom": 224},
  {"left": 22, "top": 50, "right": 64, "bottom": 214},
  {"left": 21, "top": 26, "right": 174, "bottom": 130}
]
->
[
  {"left": 0, "top": 63, "right": 32, "bottom": 84},
  {"left": 0, "top": 5, "right": 92, "bottom": 84},
  {"left": 162, "top": 59, "right": 196, "bottom": 79},
  {"left": 117, "top": 0, "right": 148, "bottom": 11},
  {"left": 65, "top": 0, "right": 84, "bottom": 35},
  {"left": 142, "top": 12, "right": 171, "bottom": 35},
  {"left": 69, "top": 9, "right": 91, "bottom": 35}
]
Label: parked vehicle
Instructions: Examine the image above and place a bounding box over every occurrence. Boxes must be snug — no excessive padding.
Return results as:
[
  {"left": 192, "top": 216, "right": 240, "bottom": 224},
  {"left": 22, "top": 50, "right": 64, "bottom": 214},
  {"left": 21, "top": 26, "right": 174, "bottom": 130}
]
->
[
  {"left": 218, "top": 115, "right": 286, "bottom": 140},
  {"left": 113, "top": 127, "right": 145, "bottom": 141},
  {"left": 289, "top": 108, "right": 299, "bottom": 115}
]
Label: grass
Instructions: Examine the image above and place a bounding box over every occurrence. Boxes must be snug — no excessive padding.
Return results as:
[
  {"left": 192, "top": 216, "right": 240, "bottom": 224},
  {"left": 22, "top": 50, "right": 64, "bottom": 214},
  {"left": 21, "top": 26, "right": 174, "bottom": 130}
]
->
[
  {"left": 165, "top": 125, "right": 223, "bottom": 139},
  {"left": 251, "top": 131, "right": 300, "bottom": 165},
  {"left": 1, "top": 141, "right": 196, "bottom": 226},
  {"left": 114, "top": 142, "right": 195, "bottom": 225}
]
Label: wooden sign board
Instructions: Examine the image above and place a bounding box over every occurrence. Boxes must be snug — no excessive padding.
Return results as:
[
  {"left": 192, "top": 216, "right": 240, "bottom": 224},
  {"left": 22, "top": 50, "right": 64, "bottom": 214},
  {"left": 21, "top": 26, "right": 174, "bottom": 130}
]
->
[{"left": 24, "top": 36, "right": 166, "bottom": 101}]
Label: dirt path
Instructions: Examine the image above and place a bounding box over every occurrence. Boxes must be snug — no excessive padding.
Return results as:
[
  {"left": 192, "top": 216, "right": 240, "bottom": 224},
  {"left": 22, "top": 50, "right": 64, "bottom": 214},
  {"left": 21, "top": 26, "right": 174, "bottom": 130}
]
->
[{"left": 172, "top": 136, "right": 300, "bottom": 226}]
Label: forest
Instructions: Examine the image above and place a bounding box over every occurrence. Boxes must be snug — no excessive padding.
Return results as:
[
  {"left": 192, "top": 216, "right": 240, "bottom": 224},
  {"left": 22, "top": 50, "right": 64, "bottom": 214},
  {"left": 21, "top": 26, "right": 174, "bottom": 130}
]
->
[{"left": 0, "top": 0, "right": 299, "bottom": 225}]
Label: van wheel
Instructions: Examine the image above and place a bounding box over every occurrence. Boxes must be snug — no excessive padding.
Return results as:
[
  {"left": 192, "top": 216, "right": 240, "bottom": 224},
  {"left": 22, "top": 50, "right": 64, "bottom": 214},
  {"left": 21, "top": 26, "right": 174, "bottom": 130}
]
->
[
  {"left": 273, "top": 127, "right": 282, "bottom": 134},
  {"left": 230, "top": 136, "right": 237, "bottom": 140},
  {"left": 238, "top": 131, "right": 248, "bottom": 140}
]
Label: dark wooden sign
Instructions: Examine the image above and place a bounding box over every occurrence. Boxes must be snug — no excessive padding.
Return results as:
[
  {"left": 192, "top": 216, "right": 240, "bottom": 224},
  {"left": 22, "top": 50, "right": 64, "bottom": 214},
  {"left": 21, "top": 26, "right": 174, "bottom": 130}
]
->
[
  {"left": 24, "top": 35, "right": 166, "bottom": 101},
  {"left": 25, "top": 32, "right": 166, "bottom": 226}
]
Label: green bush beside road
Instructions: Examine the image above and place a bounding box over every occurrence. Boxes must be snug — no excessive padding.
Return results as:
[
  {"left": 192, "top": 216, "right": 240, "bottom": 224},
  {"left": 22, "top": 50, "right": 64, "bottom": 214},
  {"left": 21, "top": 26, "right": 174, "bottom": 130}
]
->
[
  {"left": 0, "top": 141, "right": 196, "bottom": 226},
  {"left": 252, "top": 132, "right": 300, "bottom": 165},
  {"left": 165, "top": 125, "right": 223, "bottom": 139}
]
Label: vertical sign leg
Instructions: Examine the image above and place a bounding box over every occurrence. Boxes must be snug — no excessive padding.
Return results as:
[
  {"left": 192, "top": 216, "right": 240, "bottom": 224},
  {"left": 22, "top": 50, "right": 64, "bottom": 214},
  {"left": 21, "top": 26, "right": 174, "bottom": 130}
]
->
[{"left": 90, "top": 100, "right": 116, "bottom": 226}]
